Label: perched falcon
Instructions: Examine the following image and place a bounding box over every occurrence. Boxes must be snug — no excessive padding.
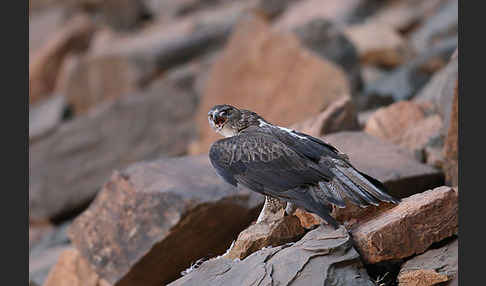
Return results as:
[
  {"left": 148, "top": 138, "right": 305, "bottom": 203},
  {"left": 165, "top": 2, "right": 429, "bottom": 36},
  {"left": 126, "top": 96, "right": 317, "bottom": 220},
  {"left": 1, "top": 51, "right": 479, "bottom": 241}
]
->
[{"left": 207, "top": 104, "right": 400, "bottom": 228}]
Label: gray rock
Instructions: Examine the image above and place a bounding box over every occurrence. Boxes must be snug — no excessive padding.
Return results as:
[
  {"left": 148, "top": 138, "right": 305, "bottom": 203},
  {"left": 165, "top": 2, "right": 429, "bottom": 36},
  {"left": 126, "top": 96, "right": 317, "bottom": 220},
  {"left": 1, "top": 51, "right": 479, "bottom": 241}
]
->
[
  {"left": 29, "top": 95, "right": 66, "bottom": 142},
  {"left": 398, "top": 238, "right": 458, "bottom": 285},
  {"left": 410, "top": 0, "right": 458, "bottom": 53},
  {"left": 294, "top": 18, "right": 362, "bottom": 93},
  {"left": 169, "top": 225, "right": 374, "bottom": 286},
  {"left": 415, "top": 55, "right": 458, "bottom": 133},
  {"left": 357, "top": 37, "right": 457, "bottom": 110},
  {"left": 29, "top": 81, "right": 197, "bottom": 221}
]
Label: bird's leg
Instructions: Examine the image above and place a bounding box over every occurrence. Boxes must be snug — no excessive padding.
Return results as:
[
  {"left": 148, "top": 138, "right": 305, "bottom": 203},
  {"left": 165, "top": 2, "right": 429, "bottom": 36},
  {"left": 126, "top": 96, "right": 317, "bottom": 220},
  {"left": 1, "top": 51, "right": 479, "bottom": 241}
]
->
[
  {"left": 256, "top": 196, "right": 286, "bottom": 223},
  {"left": 285, "top": 202, "right": 298, "bottom": 216}
]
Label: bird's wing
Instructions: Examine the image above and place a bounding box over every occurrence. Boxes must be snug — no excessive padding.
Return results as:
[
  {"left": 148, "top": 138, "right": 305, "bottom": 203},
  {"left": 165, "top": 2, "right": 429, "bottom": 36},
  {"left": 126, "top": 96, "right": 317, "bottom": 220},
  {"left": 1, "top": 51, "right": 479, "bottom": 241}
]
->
[
  {"left": 260, "top": 124, "right": 400, "bottom": 206},
  {"left": 263, "top": 125, "right": 346, "bottom": 163},
  {"left": 208, "top": 130, "right": 330, "bottom": 195}
]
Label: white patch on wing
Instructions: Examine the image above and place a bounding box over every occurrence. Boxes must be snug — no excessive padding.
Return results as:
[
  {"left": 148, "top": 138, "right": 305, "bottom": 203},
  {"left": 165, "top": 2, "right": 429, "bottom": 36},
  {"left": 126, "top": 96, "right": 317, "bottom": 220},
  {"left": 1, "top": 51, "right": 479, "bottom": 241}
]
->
[{"left": 258, "top": 119, "right": 307, "bottom": 140}]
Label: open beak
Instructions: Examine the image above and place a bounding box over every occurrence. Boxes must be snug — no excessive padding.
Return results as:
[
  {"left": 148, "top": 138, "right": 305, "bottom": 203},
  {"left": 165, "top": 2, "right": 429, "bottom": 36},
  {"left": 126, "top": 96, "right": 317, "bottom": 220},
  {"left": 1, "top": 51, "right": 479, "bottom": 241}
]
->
[{"left": 208, "top": 112, "right": 225, "bottom": 131}]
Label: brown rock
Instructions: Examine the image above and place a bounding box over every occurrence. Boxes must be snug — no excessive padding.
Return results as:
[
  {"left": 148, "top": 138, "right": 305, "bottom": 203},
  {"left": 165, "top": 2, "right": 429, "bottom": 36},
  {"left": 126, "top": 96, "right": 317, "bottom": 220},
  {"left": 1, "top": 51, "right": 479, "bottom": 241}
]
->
[
  {"left": 351, "top": 186, "right": 458, "bottom": 264},
  {"left": 364, "top": 101, "right": 427, "bottom": 143},
  {"left": 290, "top": 96, "right": 359, "bottom": 138},
  {"left": 399, "top": 115, "right": 443, "bottom": 156},
  {"left": 170, "top": 225, "right": 374, "bottom": 286},
  {"left": 225, "top": 215, "right": 305, "bottom": 260},
  {"left": 398, "top": 270, "right": 448, "bottom": 286},
  {"left": 68, "top": 155, "right": 264, "bottom": 286},
  {"left": 29, "top": 14, "right": 95, "bottom": 104},
  {"left": 29, "top": 81, "right": 197, "bottom": 222},
  {"left": 62, "top": 55, "right": 146, "bottom": 115},
  {"left": 43, "top": 248, "right": 110, "bottom": 286},
  {"left": 344, "top": 21, "right": 407, "bottom": 67},
  {"left": 30, "top": 245, "right": 72, "bottom": 286},
  {"left": 30, "top": 221, "right": 73, "bottom": 285},
  {"left": 192, "top": 14, "right": 350, "bottom": 154},
  {"left": 398, "top": 238, "right": 458, "bottom": 286},
  {"left": 364, "top": 102, "right": 443, "bottom": 159},
  {"left": 443, "top": 80, "right": 458, "bottom": 186}
]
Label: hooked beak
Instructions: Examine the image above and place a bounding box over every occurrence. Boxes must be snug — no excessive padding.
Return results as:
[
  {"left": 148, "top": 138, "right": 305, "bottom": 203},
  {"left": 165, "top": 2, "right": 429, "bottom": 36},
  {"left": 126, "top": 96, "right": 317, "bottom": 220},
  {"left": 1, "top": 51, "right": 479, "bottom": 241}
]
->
[{"left": 208, "top": 111, "right": 224, "bottom": 131}]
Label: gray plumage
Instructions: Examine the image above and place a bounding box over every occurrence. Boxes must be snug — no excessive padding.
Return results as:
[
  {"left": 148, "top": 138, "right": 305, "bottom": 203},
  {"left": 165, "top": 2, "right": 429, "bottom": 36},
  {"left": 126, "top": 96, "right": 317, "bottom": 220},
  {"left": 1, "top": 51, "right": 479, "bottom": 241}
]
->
[{"left": 207, "top": 104, "right": 400, "bottom": 228}]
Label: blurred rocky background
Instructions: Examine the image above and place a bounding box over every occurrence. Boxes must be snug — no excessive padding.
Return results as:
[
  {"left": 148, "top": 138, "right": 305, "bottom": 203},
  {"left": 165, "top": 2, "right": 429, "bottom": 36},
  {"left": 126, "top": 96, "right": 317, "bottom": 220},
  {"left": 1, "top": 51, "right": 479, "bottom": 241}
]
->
[{"left": 29, "top": 0, "right": 458, "bottom": 285}]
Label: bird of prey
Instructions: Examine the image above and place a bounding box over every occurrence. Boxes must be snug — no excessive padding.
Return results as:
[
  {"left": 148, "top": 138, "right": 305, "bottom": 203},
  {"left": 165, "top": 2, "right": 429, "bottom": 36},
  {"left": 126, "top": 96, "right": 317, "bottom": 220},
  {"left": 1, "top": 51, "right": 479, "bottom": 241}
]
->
[{"left": 207, "top": 104, "right": 400, "bottom": 228}]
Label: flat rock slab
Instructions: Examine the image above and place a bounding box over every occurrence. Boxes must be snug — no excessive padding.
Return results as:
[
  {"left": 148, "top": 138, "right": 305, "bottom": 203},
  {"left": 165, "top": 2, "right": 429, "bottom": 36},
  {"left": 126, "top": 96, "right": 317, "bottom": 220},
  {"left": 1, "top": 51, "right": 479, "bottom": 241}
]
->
[
  {"left": 29, "top": 81, "right": 197, "bottom": 221},
  {"left": 398, "top": 238, "right": 458, "bottom": 286},
  {"left": 351, "top": 186, "right": 458, "bottom": 264},
  {"left": 169, "top": 225, "right": 374, "bottom": 286},
  {"left": 68, "top": 155, "right": 264, "bottom": 286},
  {"left": 323, "top": 131, "right": 444, "bottom": 199}
]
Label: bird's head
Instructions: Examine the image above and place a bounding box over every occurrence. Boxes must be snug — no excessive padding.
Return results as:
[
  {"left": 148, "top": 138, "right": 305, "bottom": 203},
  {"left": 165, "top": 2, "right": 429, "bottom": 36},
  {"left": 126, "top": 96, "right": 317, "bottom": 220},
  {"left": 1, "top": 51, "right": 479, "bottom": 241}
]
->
[
  {"left": 208, "top": 104, "right": 241, "bottom": 137},
  {"left": 208, "top": 104, "right": 264, "bottom": 137}
]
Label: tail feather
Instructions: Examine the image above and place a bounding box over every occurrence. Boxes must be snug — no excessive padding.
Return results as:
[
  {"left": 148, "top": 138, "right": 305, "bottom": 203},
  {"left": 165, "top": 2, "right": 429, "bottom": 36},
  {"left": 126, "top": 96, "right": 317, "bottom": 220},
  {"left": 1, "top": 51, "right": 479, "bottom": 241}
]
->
[
  {"left": 328, "top": 165, "right": 400, "bottom": 207},
  {"left": 343, "top": 166, "right": 400, "bottom": 204}
]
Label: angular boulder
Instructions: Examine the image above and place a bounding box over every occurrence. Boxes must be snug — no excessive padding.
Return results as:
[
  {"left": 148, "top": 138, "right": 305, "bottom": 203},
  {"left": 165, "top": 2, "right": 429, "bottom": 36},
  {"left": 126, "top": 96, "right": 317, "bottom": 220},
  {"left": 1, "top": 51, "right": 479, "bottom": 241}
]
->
[
  {"left": 68, "top": 155, "right": 264, "bottom": 286},
  {"left": 351, "top": 186, "right": 458, "bottom": 264},
  {"left": 169, "top": 225, "right": 374, "bottom": 286},
  {"left": 364, "top": 101, "right": 427, "bottom": 143}
]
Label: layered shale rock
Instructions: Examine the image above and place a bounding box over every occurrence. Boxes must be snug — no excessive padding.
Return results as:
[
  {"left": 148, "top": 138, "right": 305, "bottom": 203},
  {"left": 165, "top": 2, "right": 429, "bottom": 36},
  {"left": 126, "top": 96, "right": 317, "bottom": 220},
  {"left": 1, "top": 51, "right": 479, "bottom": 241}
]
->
[{"left": 170, "top": 225, "right": 375, "bottom": 286}]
